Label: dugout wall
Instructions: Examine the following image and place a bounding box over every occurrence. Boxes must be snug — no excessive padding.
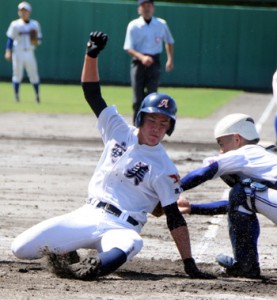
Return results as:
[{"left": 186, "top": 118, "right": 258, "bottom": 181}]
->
[{"left": 0, "top": 0, "right": 276, "bottom": 91}]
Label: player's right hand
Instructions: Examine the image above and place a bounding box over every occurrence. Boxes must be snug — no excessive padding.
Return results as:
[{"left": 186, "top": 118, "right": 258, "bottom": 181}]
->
[
  {"left": 86, "top": 31, "right": 108, "bottom": 58},
  {"left": 4, "top": 49, "right": 12, "bottom": 61}
]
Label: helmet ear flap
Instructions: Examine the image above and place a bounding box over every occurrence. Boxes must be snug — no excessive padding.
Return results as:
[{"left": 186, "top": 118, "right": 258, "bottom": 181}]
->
[
  {"left": 135, "top": 93, "right": 177, "bottom": 135},
  {"left": 135, "top": 112, "right": 145, "bottom": 128},
  {"left": 166, "top": 118, "right": 175, "bottom": 136}
]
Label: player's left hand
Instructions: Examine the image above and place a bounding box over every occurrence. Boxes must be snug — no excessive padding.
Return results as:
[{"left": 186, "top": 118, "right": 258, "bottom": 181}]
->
[
  {"left": 183, "top": 258, "right": 216, "bottom": 279},
  {"left": 86, "top": 31, "right": 108, "bottom": 58}
]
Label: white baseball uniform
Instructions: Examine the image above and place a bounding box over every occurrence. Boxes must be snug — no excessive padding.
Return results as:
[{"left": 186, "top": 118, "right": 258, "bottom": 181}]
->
[
  {"left": 11, "top": 106, "right": 181, "bottom": 261},
  {"left": 203, "top": 144, "right": 277, "bottom": 224},
  {"left": 6, "top": 18, "right": 42, "bottom": 84}
]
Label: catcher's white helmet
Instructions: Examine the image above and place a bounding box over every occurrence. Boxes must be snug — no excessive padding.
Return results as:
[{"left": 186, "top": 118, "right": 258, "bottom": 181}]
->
[{"left": 214, "top": 113, "right": 259, "bottom": 141}]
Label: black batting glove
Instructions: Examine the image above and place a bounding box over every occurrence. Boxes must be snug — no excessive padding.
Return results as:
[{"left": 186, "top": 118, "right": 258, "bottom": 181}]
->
[
  {"left": 183, "top": 258, "right": 216, "bottom": 279},
  {"left": 86, "top": 31, "right": 108, "bottom": 58}
]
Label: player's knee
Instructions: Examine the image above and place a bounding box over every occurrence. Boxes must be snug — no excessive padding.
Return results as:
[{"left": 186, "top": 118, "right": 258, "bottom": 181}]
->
[
  {"left": 134, "top": 235, "right": 143, "bottom": 253},
  {"left": 11, "top": 237, "right": 26, "bottom": 259},
  {"left": 125, "top": 234, "right": 143, "bottom": 261}
]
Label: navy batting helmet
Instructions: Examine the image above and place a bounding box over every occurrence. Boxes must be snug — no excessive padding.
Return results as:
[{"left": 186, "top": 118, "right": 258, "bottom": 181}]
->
[{"left": 135, "top": 92, "right": 177, "bottom": 136}]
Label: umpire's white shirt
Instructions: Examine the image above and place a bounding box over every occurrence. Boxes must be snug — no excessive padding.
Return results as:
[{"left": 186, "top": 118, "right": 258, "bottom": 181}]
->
[{"left": 123, "top": 16, "right": 174, "bottom": 55}]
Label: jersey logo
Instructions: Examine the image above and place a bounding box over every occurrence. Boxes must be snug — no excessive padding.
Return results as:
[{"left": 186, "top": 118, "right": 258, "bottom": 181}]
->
[
  {"left": 124, "top": 162, "right": 149, "bottom": 186},
  {"left": 169, "top": 174, "right": 180, "bottom": 183},
  {"left": 111, "top": 142, "right": 127, "bottom": 163},
  {"left": 158, "top": 99, "right": 169, "bottom": 108}
]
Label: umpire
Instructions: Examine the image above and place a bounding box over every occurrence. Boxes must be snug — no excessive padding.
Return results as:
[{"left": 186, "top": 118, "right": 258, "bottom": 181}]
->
[{"left": 124, "top": 0, "right": 175, "bottom": 124}]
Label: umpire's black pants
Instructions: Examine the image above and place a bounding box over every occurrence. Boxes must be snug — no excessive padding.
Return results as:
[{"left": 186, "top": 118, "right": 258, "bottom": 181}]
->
[{"left": 130, "top": 55, "right": 161, "bottom": 124}]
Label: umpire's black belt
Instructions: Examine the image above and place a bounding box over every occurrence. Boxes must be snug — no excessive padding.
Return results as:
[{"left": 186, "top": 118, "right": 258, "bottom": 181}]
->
[{"left": 96, "top": 201, "right": 139, "bottom": 226}]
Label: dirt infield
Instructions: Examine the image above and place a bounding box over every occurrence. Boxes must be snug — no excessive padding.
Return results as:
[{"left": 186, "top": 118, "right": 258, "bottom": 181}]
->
[{"left": 1, "top": 92, "right": 277, "bottom": 299}]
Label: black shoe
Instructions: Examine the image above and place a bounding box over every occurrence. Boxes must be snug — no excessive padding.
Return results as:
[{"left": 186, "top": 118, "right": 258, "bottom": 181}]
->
[
  {"left": 36, "top": 95, "right": 40, "bottom": 103},
  {"left": 15, "top": 94, "right": 19, "bottom": 102},
  {"left": 216, "top": 254, "right": 261, "bottom": 279}
]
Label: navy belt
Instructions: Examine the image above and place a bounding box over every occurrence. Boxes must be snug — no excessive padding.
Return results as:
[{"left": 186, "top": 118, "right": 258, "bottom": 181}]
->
[{"left": 96, "top": 201, "right": 139, "bottom": 226}]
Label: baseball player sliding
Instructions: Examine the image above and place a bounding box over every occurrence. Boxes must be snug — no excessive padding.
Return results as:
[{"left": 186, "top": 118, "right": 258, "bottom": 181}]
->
[
  {"left": 5, "top": 2, "right": 42, "bottom": 103},
  {"left": 11, "top": 32, "right": 215, "bottom": 280}
]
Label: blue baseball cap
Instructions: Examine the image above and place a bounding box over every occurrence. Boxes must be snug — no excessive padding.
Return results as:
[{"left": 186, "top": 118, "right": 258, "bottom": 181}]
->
[{"left": 138, "top": 0, "right": 154, "bottom": 5}]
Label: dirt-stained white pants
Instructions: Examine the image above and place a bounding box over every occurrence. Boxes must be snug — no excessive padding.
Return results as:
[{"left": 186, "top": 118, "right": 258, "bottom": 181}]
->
[{"left": 11, "top": 203, "right": 143, "bottom": 261}]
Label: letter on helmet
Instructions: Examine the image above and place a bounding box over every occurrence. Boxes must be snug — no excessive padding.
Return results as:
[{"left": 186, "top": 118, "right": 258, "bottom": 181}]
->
[{"left": 135, "top": 93, "right": 177, "bottom": 136}]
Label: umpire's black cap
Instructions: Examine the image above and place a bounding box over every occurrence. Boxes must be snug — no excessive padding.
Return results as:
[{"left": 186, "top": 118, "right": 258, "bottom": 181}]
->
[{"left": 138, "top": 0, "right": 154, "bottom": 5}]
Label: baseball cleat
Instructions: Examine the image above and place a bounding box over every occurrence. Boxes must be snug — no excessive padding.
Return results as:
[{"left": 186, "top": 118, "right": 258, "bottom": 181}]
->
[{"left": 216, "top": 254, "right": 261, "bottom": 279}]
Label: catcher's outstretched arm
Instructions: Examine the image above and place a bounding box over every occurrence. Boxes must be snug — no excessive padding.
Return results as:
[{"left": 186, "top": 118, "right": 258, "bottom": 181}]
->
[
  {"left": 190, "top": 200, "right": 229, "bottom": 215},
  {"left": 180, "top": 162, "right": 218, "bottom": 191}
]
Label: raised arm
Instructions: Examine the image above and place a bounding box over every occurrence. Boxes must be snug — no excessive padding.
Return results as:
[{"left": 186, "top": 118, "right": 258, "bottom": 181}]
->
[{"left": 81, "top": 32, "right": 108, "bottom": 117}]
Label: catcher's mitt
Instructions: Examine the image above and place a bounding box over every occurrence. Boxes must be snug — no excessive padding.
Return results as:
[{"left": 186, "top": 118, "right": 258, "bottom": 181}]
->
[{"left": 30, "top": 29, "right": 38, "bottom": 45}]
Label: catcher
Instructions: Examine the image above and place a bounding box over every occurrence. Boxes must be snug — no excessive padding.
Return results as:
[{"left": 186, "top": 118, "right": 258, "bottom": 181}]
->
[
  {"left": 11, "top": 31, "right": 215, "bottom": 280},
  {"left": 5, "top": 2, "right": 42, "bottom": 103},
  {"left": 178, "top": 113, "right": 277, "bottom": 278}
]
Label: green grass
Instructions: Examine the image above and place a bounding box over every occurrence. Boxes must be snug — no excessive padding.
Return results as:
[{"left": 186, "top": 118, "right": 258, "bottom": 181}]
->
[{"left": 0, "top": 82, "right": 242, "bottom": 118}]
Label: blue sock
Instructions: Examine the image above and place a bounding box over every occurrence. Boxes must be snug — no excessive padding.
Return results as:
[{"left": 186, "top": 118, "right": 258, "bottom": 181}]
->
[
  {"left": 33, "top": 83, "right": 39, "bottom": 96},
  {"left": 13, "top": 82, "right": 20, "bottom": 95},
  {"left": 98, "top": 247, "right": 127, "bottom": 276}
]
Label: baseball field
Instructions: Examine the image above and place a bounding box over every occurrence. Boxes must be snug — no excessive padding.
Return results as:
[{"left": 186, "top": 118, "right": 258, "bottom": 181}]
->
[{"left": 1, "top": 84, "right": 277, "bottom": 299}]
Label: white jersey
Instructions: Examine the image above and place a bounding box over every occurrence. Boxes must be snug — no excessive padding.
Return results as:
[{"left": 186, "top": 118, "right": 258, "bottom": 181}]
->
[
  {"left": 203, "top": 144, "right": 277, "bottom": 185},
  {"left": 6, "top": 18, "right": 42, "bottom": 51},
  {"left": 123, "top": 16, "right": 174, "bottom": 55},
  {"left": 88, "top": 106, "right": 181, "bottom": 225}
]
